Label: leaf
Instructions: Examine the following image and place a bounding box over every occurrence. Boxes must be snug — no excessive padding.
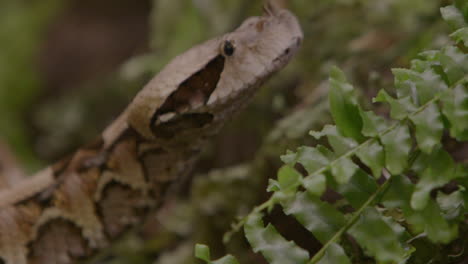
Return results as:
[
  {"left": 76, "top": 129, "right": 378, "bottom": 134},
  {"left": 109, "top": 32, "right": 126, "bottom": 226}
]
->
[
  {"left": 374, "top": 90, "right": 417, "bottom": 120},
  {"left": 271, "top": 166, "right": 303, "bottom": 202},
  {"left": 411, "top": 51, "right": 440, "bottom": 73},
  {"left": 267, "top": 179, "right": 281, "bottom": 192},
  {"left": 356, "top": 140, "right": 385, "bottom": 178},
  {"left": 439, "top": 46, "right": 468, "bottom": 85},
  {"left": 359, "top": 109, "right": 388, "bottom": 137},
  {"left": 393, "top": 68, "right": 448, "bottom": 105},
  {"left": 195, "top": 244, "right": 211, "bottom": 261},
  {"left": 317, "top": 243, "right": 351, "bottom": 264},
  {"left": 441, "top": 5, "right": 467, "bottom": 30},
  {"left": 381, "top": 214, "right": 411, "bottom": 243},
  {"left": 380, "top": 124, "right": 412, "bottom": 175},
  {"left": 411, "top": 148, "right": 456, "bottom": 210},
  {"left": 409, "top": 103, "right": 443, "bottom": 154},
  {"left": 383, "top": 175, "right": 458, "bottom": 243},
  {"left": 349, "top": 207, "right": 408, "bottom": 263},
  {"left": 336, "top": 169, "right": 378, "bottom": 208},
  {"left": 382, "top": 175, "right": 415, "bottom": 210},
  {"left": 310, "top": 125, "right": 358, "bottom": 155},
  {"left": 407, "top": 200, "right": 459, "bottom": 243},
  {"left": 330, "top": 157, "right": 358, "bottom": 184},
  {"left": 437, "top": 190, "right": 465, "bottom": 220},
  {"left": 281, "top": 192, "right": 346, "bottom": 243},
  {"left": 280, "top": 150, "right": 297, "bottom": 164},
  {"left": 245, "top": 212, "right": 309, "bottom": 264},
  {"left": 329, "top": 67, "right": 364, "bottom": 142},
  {"left": 417, "top": 68, "right": 449, "bottom": 103},
  {"left": 295, "top": 146, "right": 331, "bottom": 174},
  {"left": 392, "top": 68, "right": 422, "bottom": 101},
  {"left": 450, "top": 27, "right": 468, "bottom": 46},
  {"left": 441, "top": 83, "right": 468, "bottom": 140},
  {"left": 195, "top": 245, "right": 240, "bottom": 264},
  {"left": 317, "top": 145, "right": 337, "bottom": 160},
  {"left": 302, "top": 173, "right": 326, "bottom": 196},
  {"left": 277, "top": 165, "right": 303, "bottom": 193}
]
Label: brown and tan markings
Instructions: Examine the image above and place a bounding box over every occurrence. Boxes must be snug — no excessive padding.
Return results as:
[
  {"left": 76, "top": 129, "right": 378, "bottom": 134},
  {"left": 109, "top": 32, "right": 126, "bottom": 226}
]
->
[{"left": 0, "top": 2, "right": 303, "bottom": 263}]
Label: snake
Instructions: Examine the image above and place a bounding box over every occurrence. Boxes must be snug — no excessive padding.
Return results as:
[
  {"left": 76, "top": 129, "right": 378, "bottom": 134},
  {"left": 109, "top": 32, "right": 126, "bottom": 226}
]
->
[{"left": 0, "top": 2, "right": 302, "bottom": 263}]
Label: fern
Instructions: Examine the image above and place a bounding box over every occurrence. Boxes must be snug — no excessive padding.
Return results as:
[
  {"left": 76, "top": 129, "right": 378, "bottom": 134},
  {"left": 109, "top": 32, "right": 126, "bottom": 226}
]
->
[{"left": 198, "top": 3, "right": 468, "bottom": 264}]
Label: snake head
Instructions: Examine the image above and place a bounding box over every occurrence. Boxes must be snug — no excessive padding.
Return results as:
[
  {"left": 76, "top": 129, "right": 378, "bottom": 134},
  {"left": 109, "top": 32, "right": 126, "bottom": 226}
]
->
[
  {"left": 208, "top": 3, "right": 303, "bottom": 105},
  {"left": 122, "top": 3, "right": 303, "bottom": 140}
]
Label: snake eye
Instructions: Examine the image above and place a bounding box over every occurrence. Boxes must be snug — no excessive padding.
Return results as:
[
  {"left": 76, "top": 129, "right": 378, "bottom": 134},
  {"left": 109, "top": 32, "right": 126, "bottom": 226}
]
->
[{"left": 222, "top": 40, "right": 235, "bottom": 56}]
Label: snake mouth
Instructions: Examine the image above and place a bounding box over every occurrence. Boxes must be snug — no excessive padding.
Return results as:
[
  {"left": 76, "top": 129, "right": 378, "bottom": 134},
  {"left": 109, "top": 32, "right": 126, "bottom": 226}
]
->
[
  {"left": 151, "top": 113, "right": 214, "bottom": 139},
  {"left": 150, "top": 54, "right": 225, "bottom": 129}
]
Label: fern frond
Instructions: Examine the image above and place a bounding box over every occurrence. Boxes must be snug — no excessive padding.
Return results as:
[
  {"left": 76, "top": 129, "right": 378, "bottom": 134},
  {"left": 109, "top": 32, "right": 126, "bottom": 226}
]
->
[{"left": 200, "top": 4, "right": 468, "bottom": 264}]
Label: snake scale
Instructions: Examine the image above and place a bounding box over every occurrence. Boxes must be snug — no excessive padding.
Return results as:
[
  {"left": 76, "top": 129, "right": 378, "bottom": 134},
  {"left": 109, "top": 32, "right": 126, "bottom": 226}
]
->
[{"left": 0, "top": 2, "right": 302, "bottom": 263}]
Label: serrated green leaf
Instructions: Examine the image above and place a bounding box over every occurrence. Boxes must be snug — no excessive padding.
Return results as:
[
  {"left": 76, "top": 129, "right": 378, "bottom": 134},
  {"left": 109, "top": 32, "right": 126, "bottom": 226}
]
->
[
  {"left": 317, "top": 145, "right": 336, "bottom": 160},
  {"left": 437, "top": 190, "right": 465, "bottom": 220},
  {"left": 441, "top": 83, "right": 468, "bottom": 140},
  {"left": 310, "top": 125, "right": 358, "bottom": 155},
  {"left": 317, "top": 243, "right": 351, "bottom": 264},
  {"left": 392, "top": 68, "right": 422, "bottom": 100},
  {"left": 393, "top": 68, "right": 448, "bottom": 105},
  {"left": 411, "top": 59, "right": 437, "bottom": 74},
  {"left": 245, "top": 212, "right": 309, "bottom": 264},
  {"left": 374, "top": 90, "right": 417, "bottom": 119},
  {"left": 382, "top": 176, "right": 414, "bottom": 210},
  {"left": 295, "top": 146, "right": 330, "bottom": 174},
  {"left": 280, "top": 150, "right": 297, "bottom": 164},
  {"left": 450, "top": 27, "right": 468, "bottom": 46},
  {"left": 336, "top": 169, "right": 378, "bottom": 208},
  {"left": 381, "top": 214, "right": 411, "bottom": 243},
  {"left": 277, "top": 165, "right": 303, "bottom": 194},
  {"left": 271, "top": 166, "right": 304, "bottom": 203},
  {"left": 439, "top": 46, "right": 468, "bottom": 85},
  {"left": 302, "top": 173, "right": 326, "bottom": 196},
  {"left": 329, "top": 66, "right": 348, "bottom": 82},
  {"left": 441, "top": 5, "right": 467, "bottom": 30},
  {"left": 331, "top": 157, "right": 358, "bottom": 184},
  {"left": 409, "top": 103, "right": 443, "bottom": 154},
  {"left": 411, "top": 148, "right": 456, "bottom": 210},
  {"left": 419, "top": 69, "right": 449, "bottom": 103},
  {"left": 281, "top": 192, "right": 346, "bottom": 243},
  {"left": 383, "top": 175, "right": 458, "bottom": 243},
  {"left": 349, "top": 207, "right": 408, "bottom": 263},
  {"left": 359, "top": 109, "right": 388, "bottom": 137},
  {"left": 195, "top": 244, "right": 211, "bottom": 261},
  {"left": 356, "top": 140, "right": 385, "bottom": 178},
  {"left": 329, "top": 67, "right": 364, "bottom": 142},
  {"left": 380, "top": 124, "right": 412, "bottom": 175},
  {"left": 407, "top": 199, "right": 459, "bottom": 243},
  {"left": 195, "top": 244, "right": 240, "bottom": 264},
  {"left": 267, "top": 179, "right": 281, "bottom": 192},
  {"left": 418, "top": 50, "right": 440, "bottom": 61}
]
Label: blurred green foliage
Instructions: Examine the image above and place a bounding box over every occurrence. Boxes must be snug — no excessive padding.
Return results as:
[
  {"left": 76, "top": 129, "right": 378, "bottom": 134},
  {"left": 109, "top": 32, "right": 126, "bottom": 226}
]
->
[{"left": 0, "top": 0, "right": 61, "bottom": 170}]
